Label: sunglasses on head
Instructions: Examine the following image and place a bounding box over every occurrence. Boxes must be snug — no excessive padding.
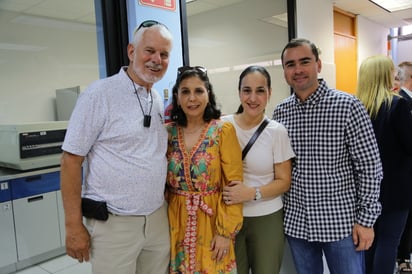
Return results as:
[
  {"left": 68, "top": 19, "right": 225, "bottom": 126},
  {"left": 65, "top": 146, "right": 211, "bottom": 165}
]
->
[
  {"left": 177, "top": 66, "right": 208, "bottom": 75},
  {"left": 137, "top": 20, "right": 167, "bottom": 31}
]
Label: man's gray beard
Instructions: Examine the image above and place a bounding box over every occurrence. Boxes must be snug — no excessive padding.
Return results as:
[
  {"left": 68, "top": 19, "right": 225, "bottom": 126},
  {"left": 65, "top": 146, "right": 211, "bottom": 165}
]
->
[{"left": 133, "top": 67, "right": 162, "bottom": 85}]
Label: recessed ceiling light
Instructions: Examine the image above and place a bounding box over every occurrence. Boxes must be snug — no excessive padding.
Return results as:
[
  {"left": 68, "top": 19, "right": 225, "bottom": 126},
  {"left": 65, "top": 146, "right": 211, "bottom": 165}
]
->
[
  {"left": 369, "top": 0, "right": 412, "bottom": 12},
  {"left": 260, "top": 13, "right": 288, "bottom": 28}
]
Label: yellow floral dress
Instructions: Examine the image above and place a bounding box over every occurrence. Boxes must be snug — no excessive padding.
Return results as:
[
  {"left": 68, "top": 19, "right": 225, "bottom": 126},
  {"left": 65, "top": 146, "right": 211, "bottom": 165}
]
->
[{"left": 166, "top": 119, "right": 243, "bottom": 274}]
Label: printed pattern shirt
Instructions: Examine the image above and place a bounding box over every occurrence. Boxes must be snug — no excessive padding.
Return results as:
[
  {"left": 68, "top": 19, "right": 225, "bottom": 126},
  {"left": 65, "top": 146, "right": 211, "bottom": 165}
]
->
[{"left": 273, "top": 79, "right": 382, "bottom": 242}]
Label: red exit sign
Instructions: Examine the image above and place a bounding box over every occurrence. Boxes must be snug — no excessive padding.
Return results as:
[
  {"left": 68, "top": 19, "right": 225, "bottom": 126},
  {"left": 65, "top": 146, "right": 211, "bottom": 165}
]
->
[{"left": 139, "top": 0, "right": 176, "bottom": 11}]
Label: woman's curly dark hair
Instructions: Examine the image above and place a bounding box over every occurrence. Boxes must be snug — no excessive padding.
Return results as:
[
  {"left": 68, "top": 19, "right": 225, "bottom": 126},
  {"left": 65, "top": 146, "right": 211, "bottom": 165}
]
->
[{"left": 170, "top": 67, "right": 221, "bottom": 126}]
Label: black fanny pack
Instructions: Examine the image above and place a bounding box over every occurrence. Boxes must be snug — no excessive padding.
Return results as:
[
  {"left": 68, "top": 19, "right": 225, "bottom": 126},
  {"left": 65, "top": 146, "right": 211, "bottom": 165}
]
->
[{"left": 81, "top": 197, "right": 109, "bottom": 221}]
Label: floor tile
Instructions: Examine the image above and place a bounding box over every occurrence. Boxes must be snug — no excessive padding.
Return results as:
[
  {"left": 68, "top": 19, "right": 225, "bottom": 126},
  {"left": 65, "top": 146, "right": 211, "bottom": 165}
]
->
[
  {"left": 14, "top": 266, "right": 49, "bottom": 274},
  {"left": 38, "top": 255, "right": 78, "bottom": 273},
  {"left": 54, "top": 261, "right": 92, "bottom": 274}
]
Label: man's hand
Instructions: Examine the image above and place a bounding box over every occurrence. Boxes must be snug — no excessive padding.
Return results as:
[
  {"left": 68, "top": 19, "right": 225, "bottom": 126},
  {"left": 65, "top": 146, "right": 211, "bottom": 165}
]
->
[
  {"left": 65, "top": 223, "right": 91, "bottom": 262},
  {"left": 352, "top": 223, "right": 374, "bottom": 251}
]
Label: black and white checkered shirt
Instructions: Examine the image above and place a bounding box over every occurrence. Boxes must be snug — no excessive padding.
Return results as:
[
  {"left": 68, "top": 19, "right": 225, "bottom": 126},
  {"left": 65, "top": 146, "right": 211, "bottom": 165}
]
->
[{"left": 273, "top": 79, "right": 382, "bottom": 242}]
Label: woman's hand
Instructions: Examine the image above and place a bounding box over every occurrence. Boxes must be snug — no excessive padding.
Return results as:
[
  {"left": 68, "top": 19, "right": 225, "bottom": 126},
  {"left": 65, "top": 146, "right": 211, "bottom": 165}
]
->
[
  {"left": 210, "top": 234, "right": 230, "bottom": 261},
  {"left": 223, "top": 181, "right": 254, "bottom": 204}
]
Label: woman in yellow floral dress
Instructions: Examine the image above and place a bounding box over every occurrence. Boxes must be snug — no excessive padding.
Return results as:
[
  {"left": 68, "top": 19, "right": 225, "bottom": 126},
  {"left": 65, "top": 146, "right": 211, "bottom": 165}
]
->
[{"left": 166, "top": 66, "right": 243, "bottom": 273}]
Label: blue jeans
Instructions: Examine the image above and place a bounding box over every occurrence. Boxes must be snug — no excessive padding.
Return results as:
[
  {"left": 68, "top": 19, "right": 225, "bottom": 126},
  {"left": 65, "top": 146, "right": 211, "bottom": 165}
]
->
[
  {"left": 365, "top": 209, "right": 409, "bottom": 274},
  {"left": 287, "top": 235, "right": 365, "bottom": 274}
]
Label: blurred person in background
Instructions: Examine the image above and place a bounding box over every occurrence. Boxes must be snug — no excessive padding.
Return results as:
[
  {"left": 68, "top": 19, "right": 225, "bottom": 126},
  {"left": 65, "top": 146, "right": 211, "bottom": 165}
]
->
[
  {"left": 356, "top": 55, "right": 412, "bottom": 274},
  {"left": 395, "top": 60, "right": 412, "bottom": 274}
]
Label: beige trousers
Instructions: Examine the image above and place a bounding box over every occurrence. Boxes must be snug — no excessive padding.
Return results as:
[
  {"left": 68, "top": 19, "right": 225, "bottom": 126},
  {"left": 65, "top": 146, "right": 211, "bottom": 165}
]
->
[{"left": 85, "top": 203, "right": 170, "bottom": 274}]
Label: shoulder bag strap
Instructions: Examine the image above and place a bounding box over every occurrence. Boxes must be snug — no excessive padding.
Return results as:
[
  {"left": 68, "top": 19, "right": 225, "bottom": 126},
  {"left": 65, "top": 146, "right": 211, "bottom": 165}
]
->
[{"left": 242, "top": 118, "right": 269, "bottom": 160}]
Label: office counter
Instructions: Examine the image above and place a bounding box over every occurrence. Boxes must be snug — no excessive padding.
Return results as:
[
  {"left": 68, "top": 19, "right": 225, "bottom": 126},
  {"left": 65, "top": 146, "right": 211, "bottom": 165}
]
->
[
  {"left": 0, "top": 166, "right": 65, "bottom": 274},
  {"left": 0, "top": 166, "right": 60, "bottom": 181}
]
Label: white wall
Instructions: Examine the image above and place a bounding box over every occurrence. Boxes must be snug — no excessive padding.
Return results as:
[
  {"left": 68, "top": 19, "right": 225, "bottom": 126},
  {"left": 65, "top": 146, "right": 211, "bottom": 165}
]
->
[
  {"left": 0, "top": 10, "right": 99, "bottom": 124},
  {"left": 296, "top": 0, "right": 336, "bottom": 87},
  {"left": 187, "top": 0, "right": 290, "bottom": 117},
  {"left": 357, "top": 16, "right": 389, "bottom": 67},
  {"left": 397, "top": 39, "right": 412, "bottom": 64}
]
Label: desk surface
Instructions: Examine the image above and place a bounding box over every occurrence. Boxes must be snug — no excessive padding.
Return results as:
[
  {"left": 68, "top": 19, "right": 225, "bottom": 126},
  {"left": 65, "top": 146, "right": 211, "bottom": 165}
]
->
[{"left": 0, "top": 166, "right": 60, "bottom": 181}]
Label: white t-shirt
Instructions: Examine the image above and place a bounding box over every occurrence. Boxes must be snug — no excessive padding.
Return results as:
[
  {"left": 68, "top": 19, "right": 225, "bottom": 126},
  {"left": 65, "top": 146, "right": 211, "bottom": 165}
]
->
[{"left": 222, "top": 115, "right": 295, "bottom": 217}]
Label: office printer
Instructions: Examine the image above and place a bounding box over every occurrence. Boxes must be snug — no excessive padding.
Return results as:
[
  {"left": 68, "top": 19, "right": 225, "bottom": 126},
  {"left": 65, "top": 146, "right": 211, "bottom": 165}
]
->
[{"left": 0, "top": 121, "right": 68, "bottom": 170}]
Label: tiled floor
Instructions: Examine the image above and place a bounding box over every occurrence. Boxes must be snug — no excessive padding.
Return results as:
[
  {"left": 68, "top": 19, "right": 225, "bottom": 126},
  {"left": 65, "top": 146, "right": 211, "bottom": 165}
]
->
[
  {"left": 14, "top": 255, "right": 91, "bottom": 274},
  {"left": 11, "top": 253, "right": 400, "bottom": 274}
]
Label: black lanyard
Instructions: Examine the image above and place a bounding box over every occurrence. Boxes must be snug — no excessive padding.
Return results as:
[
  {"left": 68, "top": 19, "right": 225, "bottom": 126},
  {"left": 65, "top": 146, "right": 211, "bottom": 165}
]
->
[{"left": 128, "top": 75, "right": 153, "bottom": 128}]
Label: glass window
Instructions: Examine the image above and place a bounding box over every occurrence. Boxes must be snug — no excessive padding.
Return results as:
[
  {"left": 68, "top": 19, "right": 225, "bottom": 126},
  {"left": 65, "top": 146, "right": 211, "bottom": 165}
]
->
[
  {"left": 186, "top": 0, "right": 290, "bottom": 116},
  {"left": 401, "top": 25, "right": 412, "bottom": 36},
  {"left": 0, "top": 0, "right": 99, "bottom": 123}
]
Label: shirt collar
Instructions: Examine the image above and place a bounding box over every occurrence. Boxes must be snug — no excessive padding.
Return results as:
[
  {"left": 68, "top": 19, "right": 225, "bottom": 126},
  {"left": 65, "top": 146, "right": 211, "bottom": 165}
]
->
[
  {"left": 121, "top": 66, "right": 150, "bottom": 94},
  {"left": 293, "top": 78, "right": 329, "bottom": 105}
]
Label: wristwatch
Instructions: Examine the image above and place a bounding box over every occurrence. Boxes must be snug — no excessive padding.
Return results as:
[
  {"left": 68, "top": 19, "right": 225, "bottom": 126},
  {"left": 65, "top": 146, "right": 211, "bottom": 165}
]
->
[{"left": 254, "top": 187, "right": 262, "bottom": 200}]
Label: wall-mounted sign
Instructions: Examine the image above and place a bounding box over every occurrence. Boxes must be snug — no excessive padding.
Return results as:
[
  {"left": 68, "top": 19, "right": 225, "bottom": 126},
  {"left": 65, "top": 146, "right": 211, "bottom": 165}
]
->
[
  {"left": 139, "top": 0, "right": 176, "bottom": 11},
  {"left": 128, "top": 0, "right": 183, "bottom": 103}
]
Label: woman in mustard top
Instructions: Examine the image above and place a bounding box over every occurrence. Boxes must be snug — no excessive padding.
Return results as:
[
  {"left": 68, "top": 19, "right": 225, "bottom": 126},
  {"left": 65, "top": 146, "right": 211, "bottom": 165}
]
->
[{"left": 166, "top": 66, "right": 243, "bottom": 273}]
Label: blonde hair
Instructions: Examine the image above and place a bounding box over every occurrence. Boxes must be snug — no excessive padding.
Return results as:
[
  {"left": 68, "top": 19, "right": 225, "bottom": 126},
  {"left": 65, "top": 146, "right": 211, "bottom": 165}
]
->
[{"left": 356, "top": 55, "right": 395, "bottom": 118}]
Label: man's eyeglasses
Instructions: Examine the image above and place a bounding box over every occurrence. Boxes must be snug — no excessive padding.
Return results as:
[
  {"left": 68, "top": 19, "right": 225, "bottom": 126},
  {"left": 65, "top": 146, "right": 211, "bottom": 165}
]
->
[
  {"left": 136, "top": 20, "right": 166, "bottom": 31},
  {"left": 178, "top": 66, "right": 207, "bottom": 75}
]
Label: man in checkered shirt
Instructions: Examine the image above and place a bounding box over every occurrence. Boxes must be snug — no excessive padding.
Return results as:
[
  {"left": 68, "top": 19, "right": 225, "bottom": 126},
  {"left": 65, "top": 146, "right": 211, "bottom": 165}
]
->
[{"left": 273, "top": 38, "right": 382, "bottom": 274}]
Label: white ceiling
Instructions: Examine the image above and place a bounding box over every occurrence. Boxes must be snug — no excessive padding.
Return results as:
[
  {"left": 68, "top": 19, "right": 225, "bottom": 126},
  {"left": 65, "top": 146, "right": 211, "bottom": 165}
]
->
[
  {"left": 0, "top": 0, "right": 96, "bottom": 24},
  {"left": 185, "top": 0, "right": 245, "bottom": 16},
  {"left": 333, "top": 0, "right": 412, "bottom": 27},
  {"left": 0, "top": 0, "right": 410, "bottom": 28}
]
